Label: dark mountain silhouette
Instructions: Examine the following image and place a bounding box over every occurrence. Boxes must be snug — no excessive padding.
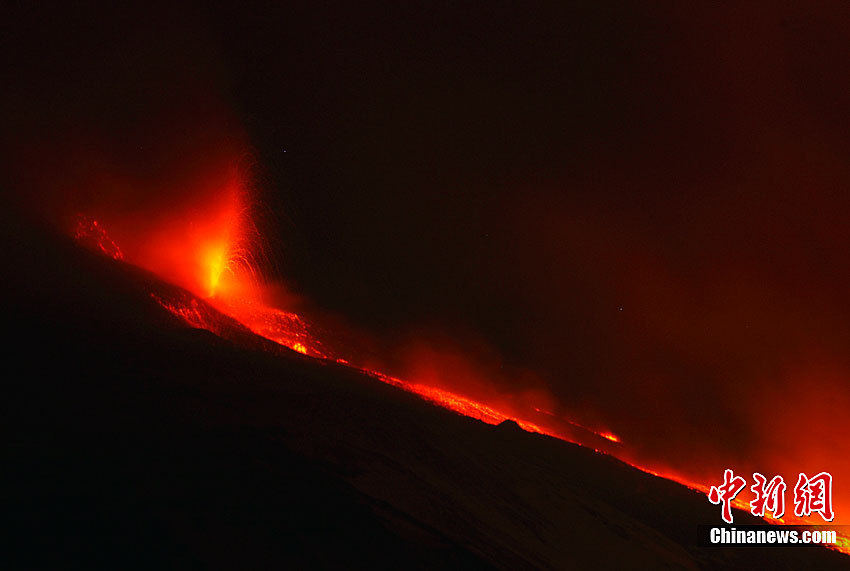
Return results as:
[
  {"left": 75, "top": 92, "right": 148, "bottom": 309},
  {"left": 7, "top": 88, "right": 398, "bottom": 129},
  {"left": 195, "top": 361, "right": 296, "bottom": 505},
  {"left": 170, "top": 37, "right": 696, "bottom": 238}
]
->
[{"left": 3, "top": 210, "right": 845, "bottom": 569}]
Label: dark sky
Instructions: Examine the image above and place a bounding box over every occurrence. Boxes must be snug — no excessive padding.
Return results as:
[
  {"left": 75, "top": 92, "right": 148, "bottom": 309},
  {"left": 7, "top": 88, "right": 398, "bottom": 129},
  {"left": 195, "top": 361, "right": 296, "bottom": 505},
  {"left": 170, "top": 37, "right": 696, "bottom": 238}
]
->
[{"left": 6, "top": 1, "right": 850, "bottom": 500}]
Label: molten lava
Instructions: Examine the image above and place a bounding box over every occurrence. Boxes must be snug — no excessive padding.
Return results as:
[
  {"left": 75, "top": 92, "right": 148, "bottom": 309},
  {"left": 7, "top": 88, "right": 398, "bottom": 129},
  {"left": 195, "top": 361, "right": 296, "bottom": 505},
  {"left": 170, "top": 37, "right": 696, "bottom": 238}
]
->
[
  {"left": 72, "top": 204, "right": 620, "bottom": 444},
  {"left": 71, "top": 205, "right": 850, "bottom": 556}
]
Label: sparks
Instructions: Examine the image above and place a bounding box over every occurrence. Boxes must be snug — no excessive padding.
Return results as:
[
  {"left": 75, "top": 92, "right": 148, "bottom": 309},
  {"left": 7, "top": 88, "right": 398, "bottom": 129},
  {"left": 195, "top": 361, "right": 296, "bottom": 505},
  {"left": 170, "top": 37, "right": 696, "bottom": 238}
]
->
[{"left": 70, "top": 209, "right": 850, "bottom": 557}]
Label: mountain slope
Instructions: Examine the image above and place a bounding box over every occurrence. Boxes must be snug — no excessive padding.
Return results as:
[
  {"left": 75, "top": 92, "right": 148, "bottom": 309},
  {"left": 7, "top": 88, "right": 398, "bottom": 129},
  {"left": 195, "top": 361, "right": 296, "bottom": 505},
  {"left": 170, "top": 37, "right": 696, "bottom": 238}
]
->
[{"left": 2, "top": 213, "right": 845, "bottom": 569}]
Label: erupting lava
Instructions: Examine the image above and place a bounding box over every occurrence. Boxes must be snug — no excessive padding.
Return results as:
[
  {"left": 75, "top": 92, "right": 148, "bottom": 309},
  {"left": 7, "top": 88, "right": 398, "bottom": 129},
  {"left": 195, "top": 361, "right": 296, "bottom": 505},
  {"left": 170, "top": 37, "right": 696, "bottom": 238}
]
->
[
  {"left": 71, "top": 191, "right": 849, "bottom": 556},
  {"left": 71, "top": 193, "right": 620, "bottom": 443}
]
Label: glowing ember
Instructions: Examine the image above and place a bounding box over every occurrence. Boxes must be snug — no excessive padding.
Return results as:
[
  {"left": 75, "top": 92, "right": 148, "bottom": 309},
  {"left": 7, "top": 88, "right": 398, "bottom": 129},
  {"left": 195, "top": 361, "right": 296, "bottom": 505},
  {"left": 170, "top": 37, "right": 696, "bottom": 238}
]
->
[
  {"left": 533, "top": 407, "right": 621, "bottom": 445},
  {"left": 206, "top": 296, "right": 326, "bottom": 357},
  {"left": 73, "top": 215, "right": 124, "bottom": 260},
  {"left": 151, "top": 293, "right": 212, "bottom": 332},
  {"left": 363, "top": 371, "right": 550, "bottom": 435}
]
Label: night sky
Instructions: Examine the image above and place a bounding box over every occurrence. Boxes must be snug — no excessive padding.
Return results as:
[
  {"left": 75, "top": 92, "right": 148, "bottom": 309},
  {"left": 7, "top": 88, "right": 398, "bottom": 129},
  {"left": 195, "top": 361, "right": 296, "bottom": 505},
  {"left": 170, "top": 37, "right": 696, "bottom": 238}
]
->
[{"left": 5, "top": 1, "right": 850, "bottom": 507}]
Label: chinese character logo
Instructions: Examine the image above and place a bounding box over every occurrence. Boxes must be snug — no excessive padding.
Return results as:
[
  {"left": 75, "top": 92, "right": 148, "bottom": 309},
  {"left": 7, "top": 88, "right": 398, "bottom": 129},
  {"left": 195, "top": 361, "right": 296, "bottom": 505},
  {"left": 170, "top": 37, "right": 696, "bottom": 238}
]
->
[
  {"left": 750, "top": 472, "right": 786, "bottom": 519},
  {"left": 708, "top": 469, "right": 746, "bottom": 524},
  {"left": 708, "top": 469, "right": 835, "bottom": 524},
  {"left": 793, "top": 472, "right": 834, "bottom": 522}
]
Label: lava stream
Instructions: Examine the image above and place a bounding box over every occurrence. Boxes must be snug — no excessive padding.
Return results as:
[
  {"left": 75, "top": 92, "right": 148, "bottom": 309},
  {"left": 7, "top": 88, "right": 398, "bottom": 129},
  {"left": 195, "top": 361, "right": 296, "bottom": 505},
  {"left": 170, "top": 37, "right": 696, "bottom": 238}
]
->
[{"left": 71, "top": 212, "right": 850, "bottom": 556}]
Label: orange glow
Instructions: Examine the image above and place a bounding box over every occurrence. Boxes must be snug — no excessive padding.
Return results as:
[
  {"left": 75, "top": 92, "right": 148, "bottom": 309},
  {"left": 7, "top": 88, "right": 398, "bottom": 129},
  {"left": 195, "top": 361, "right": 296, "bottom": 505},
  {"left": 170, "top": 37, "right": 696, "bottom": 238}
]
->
[
  {"left": 533, "top": 407, "right": 622, "bottom": 446},
  {"left": 204, "top": 246, "right": 227, "bottom": 297},
  {"left": 210, "top": 296, "right": 327, "bottom": 357},
  {"left": 363, "top": 371, "right": 550, "bottom": 435},
  {"left": 103, "top": 170, "right": 256, "bottom": 302},
  {"left": 836, "top": 533, "right": 850, "bottom": 555},
  {"left": 70, "top": 211, "right": 615, "bottom": 448},
  {"left": 71, "top": 210, "right": 850, "bottom": 557}
]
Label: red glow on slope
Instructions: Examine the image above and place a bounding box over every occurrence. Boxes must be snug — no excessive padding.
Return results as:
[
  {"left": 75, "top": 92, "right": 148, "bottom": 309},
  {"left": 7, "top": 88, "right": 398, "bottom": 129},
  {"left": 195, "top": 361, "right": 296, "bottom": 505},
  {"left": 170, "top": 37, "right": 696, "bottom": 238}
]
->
[
  {"left": 363, "top": 370, "right": 549, "bottom": 435},
  {"left": 74, "top": 215, "right": 124, "bottom": 260},
  {"left": 70, "top": 211, "right": 850, "bottom": 557},
  {"left": 72, "top": 211, "right": 617, "bottom": 443},
  {"left": 210, "top": 296, "right": 327, "bottom": 357}
]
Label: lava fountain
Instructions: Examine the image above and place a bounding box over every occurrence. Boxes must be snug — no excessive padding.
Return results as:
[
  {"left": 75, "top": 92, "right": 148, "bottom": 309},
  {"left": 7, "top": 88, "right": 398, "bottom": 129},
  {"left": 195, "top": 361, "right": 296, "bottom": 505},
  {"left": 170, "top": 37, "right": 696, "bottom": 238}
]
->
[
  {"left": 70, "top": 168, "right": 620, "bottom": 443},
  {"left": 70, "top": 170, "right": 849, "bottom": 556}
]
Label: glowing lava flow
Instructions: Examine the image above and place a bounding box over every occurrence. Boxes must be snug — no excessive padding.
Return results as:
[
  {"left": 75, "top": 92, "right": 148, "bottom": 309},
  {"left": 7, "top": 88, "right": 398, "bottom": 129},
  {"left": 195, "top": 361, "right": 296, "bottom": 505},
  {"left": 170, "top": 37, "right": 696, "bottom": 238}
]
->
[
  {"left": 210, "top": 297, "right": 325, "bottom": 357},
  {"left": 364, "top": 371, "right": 548, "bottom": 434},
  {"left": 71, "top": 212, "right": 850, "bottom": 556},
  {"left": 72, "top": 210, "right": 618, "bottom": 441}
]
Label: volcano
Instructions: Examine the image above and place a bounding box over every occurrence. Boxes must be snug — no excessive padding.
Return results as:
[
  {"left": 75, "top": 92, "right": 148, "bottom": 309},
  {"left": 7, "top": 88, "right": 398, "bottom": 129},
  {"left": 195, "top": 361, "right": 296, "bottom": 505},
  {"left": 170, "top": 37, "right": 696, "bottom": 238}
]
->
[{"left": 3, "top": 207, "right": 846, "bottom": 569}]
